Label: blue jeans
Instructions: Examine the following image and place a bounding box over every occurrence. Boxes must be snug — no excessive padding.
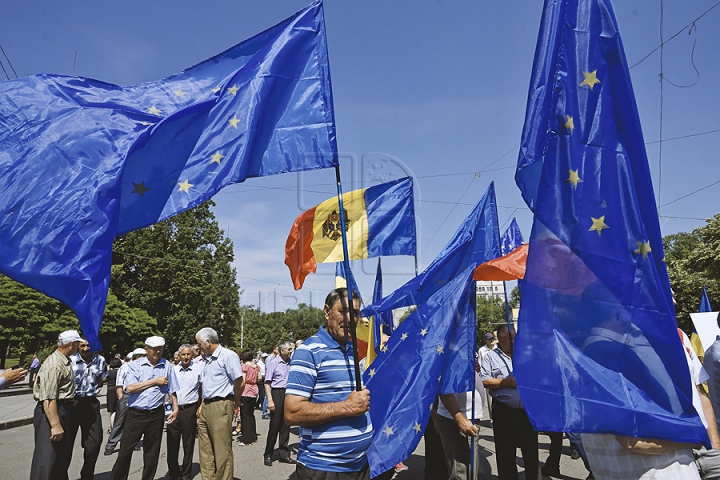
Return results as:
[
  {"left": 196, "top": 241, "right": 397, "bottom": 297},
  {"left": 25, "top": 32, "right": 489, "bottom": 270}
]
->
[{"left": 262, "top": 394, "right": 269, "bottom": 417}]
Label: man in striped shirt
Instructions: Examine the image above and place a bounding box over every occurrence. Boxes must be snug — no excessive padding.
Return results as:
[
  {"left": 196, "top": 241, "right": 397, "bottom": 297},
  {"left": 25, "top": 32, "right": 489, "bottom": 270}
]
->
[{"left": 285, "top": 288, "right": 373, "bottom": 480}]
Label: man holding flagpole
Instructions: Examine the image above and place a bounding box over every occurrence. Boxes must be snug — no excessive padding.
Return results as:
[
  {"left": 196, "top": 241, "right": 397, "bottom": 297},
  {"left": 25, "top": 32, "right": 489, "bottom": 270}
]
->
[{"left": 285, "top": 288, "right": 373, "bottom": 480}]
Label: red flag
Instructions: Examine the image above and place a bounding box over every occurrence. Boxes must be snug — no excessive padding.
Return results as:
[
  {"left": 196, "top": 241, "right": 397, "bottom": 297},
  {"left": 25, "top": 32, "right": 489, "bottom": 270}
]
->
[{"left": 473, "top": 243, "right": 528, "bottom": 281}]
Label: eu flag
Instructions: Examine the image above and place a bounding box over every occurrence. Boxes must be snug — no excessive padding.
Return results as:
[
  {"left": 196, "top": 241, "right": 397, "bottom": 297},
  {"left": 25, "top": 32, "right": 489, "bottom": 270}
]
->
[
  {"left": 363, "top": 182, "right": 500, "bottom": 318},
  {"left": 364, "top": 265, "right": 477, "bottom": 478},
  {"left": 501, "top": 217, "right": 524, "bottom": 255},
  {"left": 514, "top": 0, "right": 706, "bottom": 444},
  {"left": 0, "top": 1, "right": 338, "bottom": 349}
]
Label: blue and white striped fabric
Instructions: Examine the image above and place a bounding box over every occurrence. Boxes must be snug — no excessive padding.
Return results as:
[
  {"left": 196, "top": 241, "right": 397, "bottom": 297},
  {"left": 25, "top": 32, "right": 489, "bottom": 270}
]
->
[
  {"left": 70, "top": 353, "right": 108, "bottom": 397},
  {"left": 287, "top": 326, "right": 373, "bottom": 473}
]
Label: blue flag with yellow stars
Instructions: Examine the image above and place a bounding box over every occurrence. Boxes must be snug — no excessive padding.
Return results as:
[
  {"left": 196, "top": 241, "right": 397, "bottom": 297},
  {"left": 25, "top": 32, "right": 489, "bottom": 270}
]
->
[
  {"left": 363, "top": 265, "right": 476, "bottom": 478},
  {"left": 0, "top": 0, "right": 337, "bottom": 350},
  {"left": 514, "top": 0, "right": 707, "bottom": 444},
  {"left": 501, "top": 217, "right": 524, "bottom": 255},
  {"left": 362, "top": 182, "right": 500, "bottom": 318}
]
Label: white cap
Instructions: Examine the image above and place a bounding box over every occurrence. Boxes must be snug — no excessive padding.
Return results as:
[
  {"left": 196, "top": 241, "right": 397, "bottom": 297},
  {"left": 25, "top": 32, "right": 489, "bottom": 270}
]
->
[
  {"left": 131, "top": 347, "right": 147, "bottom": 356},
  {"left": 261, "top": 352, "right": 269, "bottom": 358},
  {"left": 58, "top": 330, "right": 82, "bottom": 344},
  {"left": 144, "top": 336, "right": 165, "bottom": 348},
  {"left": 126, "top": 352, "right": 133, "bottom": 359}
]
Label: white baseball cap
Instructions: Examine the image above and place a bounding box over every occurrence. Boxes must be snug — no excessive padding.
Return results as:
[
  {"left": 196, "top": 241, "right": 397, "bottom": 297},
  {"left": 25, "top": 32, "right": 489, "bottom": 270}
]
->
[
  {"left": 126, "top": 352, "right": 133, "bottom": 359},
  {"left": 58, "top": 330, "right": 82, "bottom": 344},
  {"left": 144, "top": 336, "right": 165, "bottom": 348},
  {"left": 131, "top": 347, "right": 147, "bottom": 356}
]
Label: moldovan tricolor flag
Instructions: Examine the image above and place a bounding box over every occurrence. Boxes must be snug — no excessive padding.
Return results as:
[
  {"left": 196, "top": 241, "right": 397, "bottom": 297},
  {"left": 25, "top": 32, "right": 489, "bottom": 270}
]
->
[{"left": 285, "top": 177, "right": 416, "bottom": 290}]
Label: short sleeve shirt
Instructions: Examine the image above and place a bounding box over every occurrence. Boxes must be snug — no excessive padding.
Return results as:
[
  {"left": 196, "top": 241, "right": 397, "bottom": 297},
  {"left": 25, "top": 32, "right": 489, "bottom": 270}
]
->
[
  {"left": 174, "top": 363, "right": 202, "bottom": 406},
  {"left": 286, "top": 326, "right": 373, "bottom": 473},
  {"left": 479, "top": 347, "right": 523, "bottom": 409},
  {"left": 71, "top": 353, "right": 109, "bottom": 397},
  {"left": 33, "top": 350, "right": 76, "bottom": 401},
  {"left": 200, "top": 345, "right": 243, "bottom": 399},
  {"left": 126, "top": 357, "right": 179, "bottom": 410}
]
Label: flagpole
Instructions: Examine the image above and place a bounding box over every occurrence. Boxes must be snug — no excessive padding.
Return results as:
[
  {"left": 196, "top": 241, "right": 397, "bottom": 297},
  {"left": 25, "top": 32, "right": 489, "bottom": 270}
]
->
[
  {"left": 414, "top": 254, "right": 419, "bottom": 277},
  {"left": 334, "top": 165, "right": 363, "bottom": 392}
]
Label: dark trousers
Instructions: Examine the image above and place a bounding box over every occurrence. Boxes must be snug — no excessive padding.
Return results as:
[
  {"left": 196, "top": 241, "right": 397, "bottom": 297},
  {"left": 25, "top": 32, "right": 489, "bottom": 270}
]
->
[
  {"left": 545, "top": 431, "right": 563, "bottom": 470},
  {"left": 105, "top": 393, "right": 128, "bottom": 451},
  {"left": 492, "top": 400, "right": 538, "bottom": 480},
  {"left": 110, "top": 406, "right": 165, "bottom": 480},
  {"left": 257, "top": 381, "right": 266, "bottom": 409},
  {"left": 296, "top": 463, "right": 370, "bottom": 480},
  {"left": 167, "top": 403, "right": 199, "bottom": 480},
  {"left": 30, "top": 400, "right": 73, "bottom": 480},
  {"left": 240, "top": 396, "right": 258, "bottom": 444},
  {"left": 423, "top": 416, "right": 449, "bottom": 480},
  {"left": 66, "top": 397, "right": 103, "bottom": 480},
  {"left": 264, "top": 388, "right": 290, "bottom": 458}
]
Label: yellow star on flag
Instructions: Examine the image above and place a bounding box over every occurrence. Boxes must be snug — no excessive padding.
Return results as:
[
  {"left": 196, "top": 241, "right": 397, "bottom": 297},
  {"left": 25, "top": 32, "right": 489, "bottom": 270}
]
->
[
  {"left": 212, "top": 86, "right": 221, "bottom": 94},
  {"left": 436, "top": 345, "right": 444, "bottom": 354},
  {"left": 228, "top": 116, "right": 241, "bottom": 129},
  {"left": 634, "top": 241, "right": 652, "bottom": 259},
  {"left": 420, "top": 328, "right": 428, "bottom": 337},
  {"left": 368, "top": 369, "right": 376, "bottom": 378},
  {"left": 380, "top": 344, "right": 388, "bottom": 353},
  {"left": 580, "top": 70, "right": 601, "bottom": 90},
  {"left": 413, "top": 422, "right": 422, "bottom": 433},
  {"left": 210, "top": 151, "right": 224, "bottom": 165},
  {"left": 566, "top": 169, "right": 582, "bottom": 189},
  {"left": 400, "top": 333, "right": 408, "bottom": 341},
  {"left": 177, "top": 179, "right": 193, "bottom": 193},
  {"left": 438, "top": 375, "right": 442, "bottom": 382},
  {"left": 564, "top": 115, "right": 574, "bottom": 132},
  {"left": 227, "top": 84, "right": 239, "bottom": 95},
  {"left": 148, "top": 105, "right": 162, "bottom": 115},
  {"left": 383, "top": 425, "right": 394, "bottom": 437},
  {"left": 589, "top": 216, "right": 609, "bottom": 236},
  {"left": 174, "top": 88, "right": 187, "bottom": 98}
]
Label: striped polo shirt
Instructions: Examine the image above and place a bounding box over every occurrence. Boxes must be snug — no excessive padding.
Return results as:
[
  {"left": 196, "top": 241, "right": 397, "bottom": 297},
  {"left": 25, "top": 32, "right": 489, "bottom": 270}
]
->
[{"left": 286, "top": 327, "right": 373, "bottom": 473}]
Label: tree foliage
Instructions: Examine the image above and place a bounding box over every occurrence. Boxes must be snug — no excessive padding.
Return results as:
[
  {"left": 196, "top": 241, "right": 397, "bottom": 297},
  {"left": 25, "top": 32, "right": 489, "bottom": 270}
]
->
[
  {"left": 476, "top": 295, "right": 506, "bottom": 346},
  {"left": 110, "top": 200, "right": 241, "bottom": 353},
  {"left": 664, "top": 213, "right": 720, "bottom": 333},
  {"left": 238, "top": 303, "right": 325, "bottom": 353}
]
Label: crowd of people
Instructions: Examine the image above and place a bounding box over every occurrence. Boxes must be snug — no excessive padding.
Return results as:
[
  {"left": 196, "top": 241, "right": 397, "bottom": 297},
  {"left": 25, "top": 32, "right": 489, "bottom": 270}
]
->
[{"left": 3, "top": 286, "right": 720, "bottom": 480}]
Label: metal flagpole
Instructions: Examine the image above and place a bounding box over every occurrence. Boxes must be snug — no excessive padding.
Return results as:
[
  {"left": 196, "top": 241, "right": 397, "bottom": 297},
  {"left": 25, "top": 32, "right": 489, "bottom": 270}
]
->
[{"left": 334, "top": 165, "right": 363, "bottom": 391}]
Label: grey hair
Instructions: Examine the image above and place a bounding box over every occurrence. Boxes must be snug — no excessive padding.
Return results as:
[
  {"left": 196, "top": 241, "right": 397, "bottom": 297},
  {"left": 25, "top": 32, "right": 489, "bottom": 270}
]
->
[
  {"left": 178, "top": 344, "right": 194, "bottom": 353},
  {"left": 324, "top": 288, "right": 358, "bottom": 310},
  {"left": 196, "top": 327, "right": 219, "bottom": 344},
  {"left": 279, "top": 341, "right": 293, "bottom": 353}
]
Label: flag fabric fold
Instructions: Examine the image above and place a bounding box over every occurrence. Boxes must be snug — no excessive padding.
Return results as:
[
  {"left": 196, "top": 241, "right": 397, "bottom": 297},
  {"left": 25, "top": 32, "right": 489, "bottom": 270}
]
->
[
  {"left": 513, "top": 0, "right": 706, "bottom": 444},
  {"left": 285, "top": 177, "right": 416, "bottom": 290},
  {"left": 0, "top": 0, "right": 337, "bottom": 349},
  {"left": 501, "top": 217, "right": 524, "bottom": 255},
  {"left": 362, "top": 182, "right": 500, "bottom": 319},
  {"left": 363, "top": 265, "right": 477, "bottom": 478}
]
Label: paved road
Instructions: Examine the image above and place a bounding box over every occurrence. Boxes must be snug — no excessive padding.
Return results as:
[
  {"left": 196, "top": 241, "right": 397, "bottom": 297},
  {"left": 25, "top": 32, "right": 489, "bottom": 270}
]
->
[{"left": 0, "top": 390, "right": 592, "bottom": 480}]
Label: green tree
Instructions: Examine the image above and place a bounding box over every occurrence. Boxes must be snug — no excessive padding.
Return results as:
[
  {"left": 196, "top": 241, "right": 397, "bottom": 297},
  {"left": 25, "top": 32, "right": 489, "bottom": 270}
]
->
[
  {"left": 238, "top": 303, "right": 325, "bottom": 354},
  {"left": 476, "top": 295, "right": 505, "bottom": 347},
  {"left": 110, "top": 200, "right": 241, "bottom": 353},
  {"left": 665, "top": 213, "right": 720, "bottom": 333}
]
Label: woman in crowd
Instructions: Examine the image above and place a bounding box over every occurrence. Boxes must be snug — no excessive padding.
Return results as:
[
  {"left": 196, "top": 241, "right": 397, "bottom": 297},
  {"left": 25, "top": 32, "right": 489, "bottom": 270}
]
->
[{"left": 239, "top": 348, "right": 260, "bottom": 446}]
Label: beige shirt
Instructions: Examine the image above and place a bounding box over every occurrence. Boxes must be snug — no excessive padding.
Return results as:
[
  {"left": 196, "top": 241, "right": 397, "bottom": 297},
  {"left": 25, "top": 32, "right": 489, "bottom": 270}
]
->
[{"left": 33, "top": 350, "right": 75, "bottom": 401}]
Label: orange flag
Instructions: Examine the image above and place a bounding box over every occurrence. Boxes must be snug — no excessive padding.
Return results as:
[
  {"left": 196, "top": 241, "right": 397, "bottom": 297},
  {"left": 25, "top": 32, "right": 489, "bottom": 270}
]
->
[{"left": 473, "top": 243, "right": 528, "bottom": 281}]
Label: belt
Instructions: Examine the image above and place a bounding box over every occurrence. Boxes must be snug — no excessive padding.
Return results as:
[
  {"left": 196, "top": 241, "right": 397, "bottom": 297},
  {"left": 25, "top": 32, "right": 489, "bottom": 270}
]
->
[
  {"left": 179, "top": 402, "right": 200, "bottom": 410},
  {"left": 204, "top": 394, "right": 234, "bottom": 404},
  {"left": 271, "top": 386, "right": 286, "bottom": 390},
  {"left": 129, "top": 405, "right": 164, "bottom": 413}
]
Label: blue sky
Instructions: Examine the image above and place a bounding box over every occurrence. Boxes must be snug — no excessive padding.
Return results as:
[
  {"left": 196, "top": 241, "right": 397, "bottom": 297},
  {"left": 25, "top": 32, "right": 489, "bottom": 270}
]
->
[{"left": 2, "top": 1, "right": 719, "bottom": 311}]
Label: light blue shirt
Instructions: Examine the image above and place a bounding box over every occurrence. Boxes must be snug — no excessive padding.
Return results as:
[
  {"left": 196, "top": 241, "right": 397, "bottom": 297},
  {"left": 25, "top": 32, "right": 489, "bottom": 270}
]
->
[
  {"left": 479, "top": 347, "right": 523, "bottom": 409},
  {"left": 71, "top": 353, "right": 108, "bottom": 397},
  {"left": 174, "top": 362, "right": 201, "bottom": 406},
  {"left": 200, "top": 345, "right": 243, "bottom": 399},
  {"left": 0, "top": 374, "right": 6, "bottom": 390},
  {"left": 126, "top": 357, "right": 178, "bottom": 410}
]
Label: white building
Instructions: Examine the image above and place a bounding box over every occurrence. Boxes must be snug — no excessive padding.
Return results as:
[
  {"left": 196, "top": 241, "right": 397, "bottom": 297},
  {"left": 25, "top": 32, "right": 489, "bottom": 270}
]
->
[{"left": 476, "top": 280, "right": 506, "bottom": 301}]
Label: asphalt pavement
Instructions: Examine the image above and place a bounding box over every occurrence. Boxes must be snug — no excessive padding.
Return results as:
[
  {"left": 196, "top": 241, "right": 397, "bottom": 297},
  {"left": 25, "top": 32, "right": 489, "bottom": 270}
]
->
[{"left": 0, "top": 388, "right": 592, "bottom": 479}]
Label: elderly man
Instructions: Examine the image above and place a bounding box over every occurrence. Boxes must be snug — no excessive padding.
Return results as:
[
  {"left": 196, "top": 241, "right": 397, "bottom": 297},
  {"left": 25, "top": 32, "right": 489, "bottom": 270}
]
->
[
  {"left": 196, "top": 327, "right": 244, "bottom": 480},
  {"left": 30, "top": 330, "right": 82, "bottom": 480},
  {"left": 263, "top": 341, "right": 295, "bottom": 466},
  {"left": 285, "top": 288, "right": 373, "bottom": 480},
  {"left": 167, "top": 344, "right": 202, "bottom": 480},
  {"left": 110, "top": 336, "right": 178, "bottom": 480},
  {"left": 105, "top": 348, "right": 146, "bottom": 456},
  {"left": 480, "top": 324, "right": 538, "bottom": 480},
  {"left": 67, "top": 337, "right": 109, "bottom": 480}
]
